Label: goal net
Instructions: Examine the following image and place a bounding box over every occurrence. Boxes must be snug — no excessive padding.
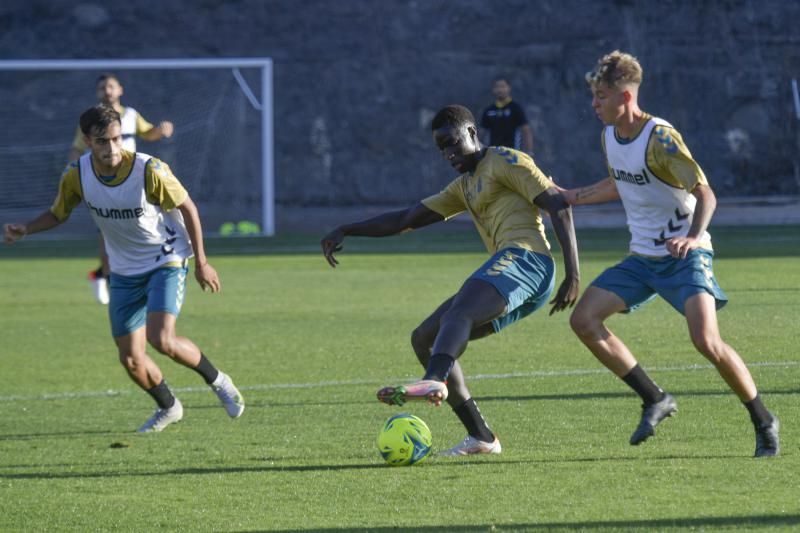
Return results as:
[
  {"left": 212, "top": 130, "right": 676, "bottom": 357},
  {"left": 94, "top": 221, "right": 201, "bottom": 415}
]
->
[{"left": 0, "top": 58, "right": 274, "bottom": 237}]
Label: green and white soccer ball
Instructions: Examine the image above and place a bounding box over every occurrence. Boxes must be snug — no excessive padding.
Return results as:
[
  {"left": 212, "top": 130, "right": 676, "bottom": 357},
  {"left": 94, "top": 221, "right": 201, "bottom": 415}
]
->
[{"left": 377, "top": 413, "right": 432, "bottom": 466}]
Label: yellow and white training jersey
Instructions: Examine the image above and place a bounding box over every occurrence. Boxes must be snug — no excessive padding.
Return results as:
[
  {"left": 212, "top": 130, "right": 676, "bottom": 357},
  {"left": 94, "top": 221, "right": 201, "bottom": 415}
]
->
[
  {"left": 71, "top": 106, "right": 154, "bottom": 154},
  {"left": 602, "top": 113, "right": 712, "bottom": 256},
  {"left": 50, "top": 150, "right": 193, "bottom": 276},
  {"left": 422, "top": 146, "right": 553, "bottom": 256}
]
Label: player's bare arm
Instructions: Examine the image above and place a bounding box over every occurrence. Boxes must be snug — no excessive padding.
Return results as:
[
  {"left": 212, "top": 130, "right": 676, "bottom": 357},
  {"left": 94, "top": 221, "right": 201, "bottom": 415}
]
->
[
  {"left": 520, "top": 124, "right": 534, "bottom": 154},
  {"left": 533, "top": 187, "right": 580, "bottom": 314},
  {"left": 141, "top": 121, "right": 174, "bottom": 141},
  {"left": 177, "top": 196, "right": 220, "bottom": 293},
  {"left": 321, "top": 202, "right": 444, "bottom": 268},
  {"left": 666, "top": 184, "right": 716, "bottom": 259},
  {"left": 3, "top": 211, "right": 63, "bottom": 244},
  {"left": 563, "top": 177, "right": 620, "bottom": 205}
]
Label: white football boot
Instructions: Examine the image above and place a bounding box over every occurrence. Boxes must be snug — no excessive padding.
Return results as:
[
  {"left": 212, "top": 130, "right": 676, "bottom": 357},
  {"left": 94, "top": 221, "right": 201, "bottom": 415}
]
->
[
  {"left": 137, "top": 399, "right": 184, "bottom": 433},
  {"left": 211, "top": 372, "right": 245, "bottom": 418},
  {"left": 439, "top": 435, "right": 502, "bottom": 456}
]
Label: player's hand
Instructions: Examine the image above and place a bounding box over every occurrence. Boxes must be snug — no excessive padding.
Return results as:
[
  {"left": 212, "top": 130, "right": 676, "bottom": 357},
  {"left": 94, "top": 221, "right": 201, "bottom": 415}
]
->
[
  {"left": 559, "top": 188, "right": 579, "bottom": 205},
  {"left": 3, "top": 223, "right": 26, "bottom": 244},
  {"left": 666, "top": 236, "right": 700, "bottom": 259},
  {"left": 547, "top": 175, "right": 569, "bottom": 194},
  {"left": 549, "top": 275, "right": 580, "bottom": 315},
  {"left": 195, "top": 261, "right": 221, "bottom": 293},
  {"left": 159, "top": 121, "right": 174, "bottom": 138},
  {"left": 321, "top": 228, "right": 345, "bottom": 268}
]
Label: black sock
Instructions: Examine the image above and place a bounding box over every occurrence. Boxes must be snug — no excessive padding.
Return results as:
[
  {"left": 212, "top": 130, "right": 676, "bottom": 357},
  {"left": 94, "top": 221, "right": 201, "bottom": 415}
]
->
[
  {"left": 146, "top": 380, "right": 176, "bottom": 409},
  {"left": 193, "top": 353, "right": 220, "bottom": 384},
  {"left": 453, "top": 398, "right": 494, "bottom": 442},
  {"left": 744, "top": 394, "right": 773, "bottom": 428},
  {"left": 622, "top": 365, "right": 664, "bottom": 405},
  {"left": 423, "top": 353, "right": 455, "bottom": 382}
]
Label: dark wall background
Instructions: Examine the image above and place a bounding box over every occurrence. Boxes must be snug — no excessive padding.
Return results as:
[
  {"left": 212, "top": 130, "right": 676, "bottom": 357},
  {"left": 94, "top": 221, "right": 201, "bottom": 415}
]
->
[{"left": 2, "top": 0, "right": 799, "bottom": 208}]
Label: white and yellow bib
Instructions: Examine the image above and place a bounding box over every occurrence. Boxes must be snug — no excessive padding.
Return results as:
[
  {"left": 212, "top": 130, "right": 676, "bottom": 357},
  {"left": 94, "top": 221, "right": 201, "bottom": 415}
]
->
[
  {"left": 604, "top": 117, "right": 710, "bottom": 256},
  {"left": 119, "top": 106, "right": 140, "bottom": 152},
  {"left": 79, "top": 151, "right": 193, "bottom": 275}
]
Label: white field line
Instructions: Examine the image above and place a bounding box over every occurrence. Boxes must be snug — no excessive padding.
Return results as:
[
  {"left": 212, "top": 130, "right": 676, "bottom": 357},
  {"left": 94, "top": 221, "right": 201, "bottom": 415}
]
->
[{"left": 1, "top": 360, "right": 797, "bottom": 403}]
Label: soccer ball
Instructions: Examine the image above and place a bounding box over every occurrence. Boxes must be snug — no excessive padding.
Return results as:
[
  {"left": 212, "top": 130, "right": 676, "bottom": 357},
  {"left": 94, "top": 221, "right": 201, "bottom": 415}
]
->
[{"left": 377, "top": 413, "right": 432, "bottom": 466}]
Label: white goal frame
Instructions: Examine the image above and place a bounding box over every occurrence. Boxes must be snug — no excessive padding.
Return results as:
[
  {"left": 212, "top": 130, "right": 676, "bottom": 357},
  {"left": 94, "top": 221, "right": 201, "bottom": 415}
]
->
[{"left": 0, "top": 57, "right": 275, "bottom": 236}]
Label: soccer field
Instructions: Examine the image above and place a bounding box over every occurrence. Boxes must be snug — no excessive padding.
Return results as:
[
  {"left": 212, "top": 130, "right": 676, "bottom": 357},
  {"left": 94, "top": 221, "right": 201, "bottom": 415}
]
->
[{"left": 1, "top": 227, "right": 798, "bottom": 532}]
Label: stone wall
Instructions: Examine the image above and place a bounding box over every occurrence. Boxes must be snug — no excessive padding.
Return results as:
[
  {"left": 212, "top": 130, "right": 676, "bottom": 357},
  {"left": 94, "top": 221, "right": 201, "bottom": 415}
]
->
[{"left": 2, "top": 0, "right": 799, "bottom": 207}]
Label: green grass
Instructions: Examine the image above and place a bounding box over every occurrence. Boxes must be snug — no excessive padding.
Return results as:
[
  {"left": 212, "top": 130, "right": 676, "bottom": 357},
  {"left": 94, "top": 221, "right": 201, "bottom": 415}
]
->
[{"left": 0, "top": 227, "right": 798, "bottom": 532}]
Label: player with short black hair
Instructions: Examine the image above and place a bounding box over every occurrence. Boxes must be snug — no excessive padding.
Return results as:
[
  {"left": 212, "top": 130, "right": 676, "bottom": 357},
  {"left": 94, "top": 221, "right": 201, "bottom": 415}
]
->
[
  {"left": 321, "top": 104, "right": 580, "bottom": 456},
  {"left": 561, "top": 50, "right": 779, "bottom": 457},
  {"left": 69, "top": 73, "right": 175, "bottom": 306},
  {"left": 5, "top": 104, "right": 244, "bottom": 433}
]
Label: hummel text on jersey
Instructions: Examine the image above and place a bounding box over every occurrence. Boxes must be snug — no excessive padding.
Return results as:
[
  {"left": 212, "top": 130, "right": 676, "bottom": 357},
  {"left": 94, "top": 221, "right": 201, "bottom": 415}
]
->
[
  {"left": 87, "top": 201, "right": 145, "bottom": 219},
  {"left": 612, "top": 167, "right": 651, "bottom": 186}
]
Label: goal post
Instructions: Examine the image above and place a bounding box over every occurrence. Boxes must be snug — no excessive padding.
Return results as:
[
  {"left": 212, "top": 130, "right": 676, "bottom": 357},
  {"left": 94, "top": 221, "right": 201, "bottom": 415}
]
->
[{"left": 0, "top": 57, "right": 275, "bottom": 236}]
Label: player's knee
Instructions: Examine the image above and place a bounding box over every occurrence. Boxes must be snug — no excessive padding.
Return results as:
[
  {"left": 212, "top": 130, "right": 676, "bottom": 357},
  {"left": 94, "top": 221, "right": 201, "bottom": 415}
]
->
[
  {"left": 119, "top": 352, "right": 141, "bottom": 372},
  {"left": 569, "top": 308, "right": 594, "bottom": 339},
  {"left": 411, "top": 326, "right": 434, "bottom": 350},
  {"left": 410, "top": 327, "right": 432, "bottom": 364},
  {"left": 147, "top": 331, "right": 176, "bottom": 356},
  {"left": 439, "top": 308, "right": 472, "bottom": 329},
  {"left": 691, "top": 334, "right": 724, "bottom": 363}
]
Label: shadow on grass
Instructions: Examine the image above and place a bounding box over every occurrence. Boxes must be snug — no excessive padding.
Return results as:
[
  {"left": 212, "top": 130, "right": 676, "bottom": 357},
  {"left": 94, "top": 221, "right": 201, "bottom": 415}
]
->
[
  {"left": 0, "top": 451, "right": 761, "bottom": 480},
  {"left": 0, "top": 429, "right": 119, "bottom": 441},
  {"left": 189, "top": 399, "right": 372, "bottom": 410},
  {"left": 239, "top": 513, "right": 800, "bottom": 532},
  {"left": 476, "top": 387, "right": 800, "bottom": 403},
  {"left": 185, "top": 387, "right": 799, "bottom": 410}
]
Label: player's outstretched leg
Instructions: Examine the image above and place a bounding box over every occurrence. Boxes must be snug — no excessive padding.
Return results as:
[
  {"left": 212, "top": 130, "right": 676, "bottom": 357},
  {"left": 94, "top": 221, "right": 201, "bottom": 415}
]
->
[
  {"left": 116, "top": 330, "right": 183, "bottom": 433},
  {"left": 684, "top": 293, "right": 779, "bottom": 457},
  {"left": 406, "top": 305, "right": 501, "bottom": 455},
  {"left": 146, "top": 311, "right": 245, "bottom": 420},
  {"left": 378, "top": 280, "right": 504, "bottom": 408},
  {"left": 571, "top": 288, "right": 677, "bottom": 446}
]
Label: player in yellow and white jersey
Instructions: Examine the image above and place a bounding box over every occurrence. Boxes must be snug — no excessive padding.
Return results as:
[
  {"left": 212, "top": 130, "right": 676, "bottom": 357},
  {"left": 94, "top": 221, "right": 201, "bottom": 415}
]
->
[
  {"left": 560, "top": 50, "right": 778, "bottom": 457},
  {"left": 68, "top": 73, "right": 175, "bottom": 306},
  {"left": 321, "top": 105, "right": 580, "bottom": 456},
  {"left": 5, "top": 104, "right": 243, "bottom": 433}
]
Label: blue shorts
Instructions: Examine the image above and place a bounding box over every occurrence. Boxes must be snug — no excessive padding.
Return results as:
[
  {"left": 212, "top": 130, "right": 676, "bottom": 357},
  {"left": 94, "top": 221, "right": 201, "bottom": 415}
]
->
[
  {"left": 468, "top": 248, "right": 555, "bottom": 333},
  {"left": 591, "top": 249, "right": 728, "bottom": 315},
  {"left": 108, "top": 265, "right": 189, "bottom": 337}
]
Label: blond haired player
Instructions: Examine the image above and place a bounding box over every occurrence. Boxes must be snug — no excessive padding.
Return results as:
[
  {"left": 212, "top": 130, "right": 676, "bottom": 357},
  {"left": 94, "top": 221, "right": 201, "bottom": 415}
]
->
[
  {"left": 68, "top": 73, "right": 174, "bottom": 305},
  {"left": 560, "top": 50, "right": 778, "bottom": 457},
  {"left": 6, "top": 104, "right": 243, "bottom": 433}
]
